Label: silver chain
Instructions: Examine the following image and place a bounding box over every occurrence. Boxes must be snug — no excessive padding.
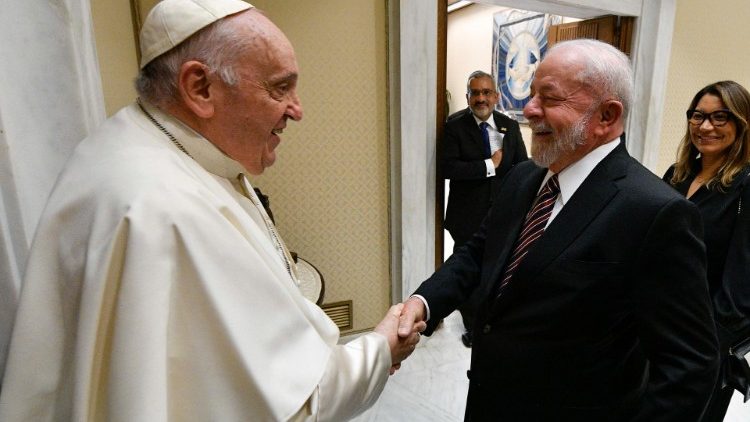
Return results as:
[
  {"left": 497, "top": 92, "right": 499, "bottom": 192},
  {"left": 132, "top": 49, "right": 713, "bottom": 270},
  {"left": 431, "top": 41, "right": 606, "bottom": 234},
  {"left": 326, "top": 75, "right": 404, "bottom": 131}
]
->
[
  {"left": 237, "top": 175, "right": 295, "bottom": 280},
  {"left": 137, "top": 98, "right": 193, "bottom": 158}
]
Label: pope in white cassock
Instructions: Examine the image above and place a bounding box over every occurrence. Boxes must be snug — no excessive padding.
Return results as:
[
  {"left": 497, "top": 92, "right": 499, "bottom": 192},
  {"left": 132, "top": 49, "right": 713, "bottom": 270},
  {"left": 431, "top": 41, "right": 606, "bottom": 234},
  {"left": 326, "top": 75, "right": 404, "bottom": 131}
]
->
[{"left": 0, "top": 0, "right": 424, "bottom": 420}]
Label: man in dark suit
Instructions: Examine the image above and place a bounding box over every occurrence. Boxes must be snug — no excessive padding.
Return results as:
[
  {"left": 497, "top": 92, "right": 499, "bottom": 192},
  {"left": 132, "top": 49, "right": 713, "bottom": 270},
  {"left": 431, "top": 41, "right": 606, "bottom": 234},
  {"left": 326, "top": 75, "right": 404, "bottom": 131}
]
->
[
  {"left": 444, "top": 71, "right": 528, "bottom": 347},
  {"left": 399, "top": 39, "right": 719, "bottom": 421}
]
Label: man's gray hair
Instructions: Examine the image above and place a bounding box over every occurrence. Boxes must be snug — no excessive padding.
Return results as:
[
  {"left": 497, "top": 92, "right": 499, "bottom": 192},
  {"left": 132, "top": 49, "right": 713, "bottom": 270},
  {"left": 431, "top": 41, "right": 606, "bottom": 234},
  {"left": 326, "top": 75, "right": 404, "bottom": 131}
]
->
[
  {"left": 135, "top": 15, "right": 253, "bottom": 107},
  {"left": 466, "top": 70, "right": 494, "bottom": 94},
  {"left": 547, "top": 39, "right": 634, "bottom": 118}
]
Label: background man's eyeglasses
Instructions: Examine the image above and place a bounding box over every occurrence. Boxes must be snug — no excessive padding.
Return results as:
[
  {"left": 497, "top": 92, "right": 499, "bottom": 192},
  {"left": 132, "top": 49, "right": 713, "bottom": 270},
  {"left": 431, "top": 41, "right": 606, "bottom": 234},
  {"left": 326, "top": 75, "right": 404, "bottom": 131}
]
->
[
  {"left": 686, "top": 109, "right": 734, "bottom": 127},
  {"left": 469, "top": 89, "right": 496, "bottom": 98}
]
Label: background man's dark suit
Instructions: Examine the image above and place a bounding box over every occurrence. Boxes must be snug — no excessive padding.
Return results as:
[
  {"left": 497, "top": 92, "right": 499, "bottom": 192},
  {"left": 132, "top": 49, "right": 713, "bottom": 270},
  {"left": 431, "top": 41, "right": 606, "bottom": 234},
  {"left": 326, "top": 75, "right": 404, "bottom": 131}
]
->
[
  {"left": 418, "top": 144, "right": 719, "bottom": 421},
  {"left": 443, "top": 107, "right": 528, "bottom": 247},
  {"left": 443, "top": 107, "right": 528, "bottom": 345}
]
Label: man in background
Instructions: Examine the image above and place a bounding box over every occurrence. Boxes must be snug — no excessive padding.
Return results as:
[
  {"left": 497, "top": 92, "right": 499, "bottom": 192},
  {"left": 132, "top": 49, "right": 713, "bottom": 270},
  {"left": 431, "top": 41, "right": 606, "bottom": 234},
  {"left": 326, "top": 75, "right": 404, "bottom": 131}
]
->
[
  {"left": 0, "top": 0, "right": 423, "bottom": 420},
  {"left": 443, "top": 70, "right": 527, "bottom": 347},
  {"left": 401, "top": 39, "right": 718, "bottom": 420}
]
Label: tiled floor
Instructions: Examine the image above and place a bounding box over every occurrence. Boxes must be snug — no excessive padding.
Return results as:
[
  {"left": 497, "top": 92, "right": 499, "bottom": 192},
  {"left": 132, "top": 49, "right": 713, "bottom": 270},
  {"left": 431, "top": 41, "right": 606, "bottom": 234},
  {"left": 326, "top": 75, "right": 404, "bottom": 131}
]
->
[
  {"left": 349, "top": 311, "right": 750, "bottom": 421},
  {"left": 351, "top": 311, "right": 470, "bottom": 421}
]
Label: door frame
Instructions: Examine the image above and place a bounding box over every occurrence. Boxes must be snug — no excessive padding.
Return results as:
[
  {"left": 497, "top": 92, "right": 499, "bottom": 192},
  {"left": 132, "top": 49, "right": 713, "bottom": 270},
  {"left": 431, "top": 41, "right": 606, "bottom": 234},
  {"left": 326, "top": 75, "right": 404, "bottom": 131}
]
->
[{"left": 390, "top": 0, "right": 676, "bottom": 300}]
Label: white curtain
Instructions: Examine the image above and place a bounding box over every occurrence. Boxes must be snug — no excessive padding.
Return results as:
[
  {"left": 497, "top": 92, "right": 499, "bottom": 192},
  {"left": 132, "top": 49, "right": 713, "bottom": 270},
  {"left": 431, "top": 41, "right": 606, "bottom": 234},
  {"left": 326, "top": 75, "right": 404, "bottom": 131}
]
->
[{"left": 0, "top": 0, "right": 105, "bottom": 382}]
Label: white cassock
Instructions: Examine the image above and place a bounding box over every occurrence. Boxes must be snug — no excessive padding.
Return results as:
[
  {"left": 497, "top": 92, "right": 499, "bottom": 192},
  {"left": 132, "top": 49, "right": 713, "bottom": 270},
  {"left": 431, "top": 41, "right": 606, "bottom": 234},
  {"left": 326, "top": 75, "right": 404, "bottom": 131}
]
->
[{"left": 0, "top": 102, "right": 390, "bottom": 421}]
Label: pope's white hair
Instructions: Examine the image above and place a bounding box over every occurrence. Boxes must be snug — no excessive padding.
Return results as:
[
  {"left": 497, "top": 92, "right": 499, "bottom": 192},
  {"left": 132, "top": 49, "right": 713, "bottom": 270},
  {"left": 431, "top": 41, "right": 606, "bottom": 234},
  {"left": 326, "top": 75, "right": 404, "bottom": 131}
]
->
[{"left": 135, "top": 12, "right": 254, "bottom": 107}]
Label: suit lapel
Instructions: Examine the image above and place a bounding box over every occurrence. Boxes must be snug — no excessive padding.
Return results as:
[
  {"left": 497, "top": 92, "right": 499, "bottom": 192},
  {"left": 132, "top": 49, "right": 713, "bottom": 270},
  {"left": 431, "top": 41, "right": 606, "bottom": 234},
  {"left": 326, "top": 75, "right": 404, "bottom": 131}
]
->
[
  {"left": 492, "top": 112, "right": 515, "bottom": 176},
  {"left": 492, "top": 112, "right": 509, "bottom": 136},
  {"left": 460, "top": 109, "right": 486, "bottom": 155},
  {"left": 490, "top": 144, "right": 630, "bottom": 311}
]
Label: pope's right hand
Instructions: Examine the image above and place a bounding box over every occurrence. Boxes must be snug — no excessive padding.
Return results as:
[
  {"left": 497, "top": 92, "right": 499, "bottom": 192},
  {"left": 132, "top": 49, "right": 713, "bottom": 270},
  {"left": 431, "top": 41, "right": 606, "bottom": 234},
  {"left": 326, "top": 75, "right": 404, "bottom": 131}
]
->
[{"left": 374, "top": 303, "right": 425, "bottom": 374}]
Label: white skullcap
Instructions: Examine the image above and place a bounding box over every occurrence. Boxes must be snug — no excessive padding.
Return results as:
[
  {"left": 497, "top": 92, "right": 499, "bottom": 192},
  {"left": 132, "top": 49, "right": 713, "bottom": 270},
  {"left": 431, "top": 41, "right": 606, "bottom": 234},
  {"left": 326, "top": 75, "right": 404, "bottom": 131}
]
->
[{"left": 139, "top": 0, "right": 254, "bottom": 69}]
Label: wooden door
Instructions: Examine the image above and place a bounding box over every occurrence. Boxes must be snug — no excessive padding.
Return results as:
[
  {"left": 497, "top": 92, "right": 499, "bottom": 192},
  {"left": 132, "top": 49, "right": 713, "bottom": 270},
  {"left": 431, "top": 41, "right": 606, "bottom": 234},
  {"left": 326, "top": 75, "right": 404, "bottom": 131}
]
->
[{"left": 548, "top": 15, "right": 635, "bottom": 56}]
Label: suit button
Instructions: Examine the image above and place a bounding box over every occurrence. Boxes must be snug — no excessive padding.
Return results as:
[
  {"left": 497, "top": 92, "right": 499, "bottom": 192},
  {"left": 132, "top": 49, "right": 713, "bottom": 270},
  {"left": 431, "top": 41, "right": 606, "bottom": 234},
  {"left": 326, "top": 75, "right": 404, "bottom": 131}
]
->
[{"left": 482, "top": 324, "right": 491, "bottom": 334}]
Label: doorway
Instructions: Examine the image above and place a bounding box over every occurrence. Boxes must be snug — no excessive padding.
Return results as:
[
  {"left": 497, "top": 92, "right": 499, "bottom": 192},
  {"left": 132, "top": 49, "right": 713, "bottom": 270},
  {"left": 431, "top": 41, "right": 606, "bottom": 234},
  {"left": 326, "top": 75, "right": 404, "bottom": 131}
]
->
[
  {"left": 394, "top": 0, "right": 677, "bottom": 299},
  {"left": 442, "top": 2, "right": 638, "bottom": 261}
]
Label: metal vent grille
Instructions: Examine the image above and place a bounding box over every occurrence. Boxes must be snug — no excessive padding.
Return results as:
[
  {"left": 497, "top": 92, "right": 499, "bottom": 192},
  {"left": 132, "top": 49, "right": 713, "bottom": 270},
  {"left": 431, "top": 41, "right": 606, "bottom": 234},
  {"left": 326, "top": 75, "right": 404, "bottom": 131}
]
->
[{"left": 321, "top": 300, "right": 353, "bottom": 331}]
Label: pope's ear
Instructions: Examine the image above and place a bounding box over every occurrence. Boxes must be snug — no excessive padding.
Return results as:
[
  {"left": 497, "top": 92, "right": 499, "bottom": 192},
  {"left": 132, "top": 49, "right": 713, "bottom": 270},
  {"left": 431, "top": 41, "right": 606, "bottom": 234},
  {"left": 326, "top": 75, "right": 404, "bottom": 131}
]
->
[{"left": 177, "top": 60, "right": 215, "bottom": 119}]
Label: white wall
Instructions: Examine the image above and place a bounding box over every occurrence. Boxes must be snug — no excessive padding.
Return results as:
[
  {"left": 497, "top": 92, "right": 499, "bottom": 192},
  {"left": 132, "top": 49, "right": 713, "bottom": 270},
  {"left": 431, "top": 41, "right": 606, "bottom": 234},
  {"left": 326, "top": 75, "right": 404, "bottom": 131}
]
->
[
  {"left": 446, "top": 4, "right": 509, "bottom": 116},
  {"left": 446, "top": 4, "right": 579, "bottom": 152},
  {"left": 396, "top": 1, "right": 439, "bottom": 299},
  {"left": 445, "top": 1, "right": 676, "bottom": 171}
]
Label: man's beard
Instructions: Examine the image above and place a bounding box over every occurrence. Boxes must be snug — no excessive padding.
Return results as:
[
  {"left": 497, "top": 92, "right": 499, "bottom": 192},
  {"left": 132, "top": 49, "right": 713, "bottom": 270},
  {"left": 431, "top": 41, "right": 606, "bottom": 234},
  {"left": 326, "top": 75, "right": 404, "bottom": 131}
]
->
[
  {"left": 530, "top": 111, "right": 592, "bottom": 168},
  {"left": 470, "top": 103, "right": 491, "bottom": 120}
]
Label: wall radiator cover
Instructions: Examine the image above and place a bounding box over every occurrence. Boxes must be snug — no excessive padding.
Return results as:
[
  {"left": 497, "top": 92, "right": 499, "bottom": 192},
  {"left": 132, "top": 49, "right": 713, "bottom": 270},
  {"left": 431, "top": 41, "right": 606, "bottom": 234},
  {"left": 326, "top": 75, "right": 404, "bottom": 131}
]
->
[{"left": 321, "top": 300, "right": 353, "bottom": 331}]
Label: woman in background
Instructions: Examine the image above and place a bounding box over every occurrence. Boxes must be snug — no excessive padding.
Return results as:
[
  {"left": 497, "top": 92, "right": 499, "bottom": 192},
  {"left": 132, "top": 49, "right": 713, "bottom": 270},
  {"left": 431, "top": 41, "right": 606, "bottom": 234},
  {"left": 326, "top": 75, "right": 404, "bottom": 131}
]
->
[{"left": 664, "top": 80, "right": 750, "bottom": 421}]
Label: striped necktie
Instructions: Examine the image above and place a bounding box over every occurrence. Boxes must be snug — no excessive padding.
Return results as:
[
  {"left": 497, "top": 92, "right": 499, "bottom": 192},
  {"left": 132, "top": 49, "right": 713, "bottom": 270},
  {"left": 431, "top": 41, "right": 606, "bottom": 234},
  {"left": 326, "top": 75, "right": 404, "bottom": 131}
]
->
[{"left": 497, "top": 174, "right": 560, "bottom": 295}]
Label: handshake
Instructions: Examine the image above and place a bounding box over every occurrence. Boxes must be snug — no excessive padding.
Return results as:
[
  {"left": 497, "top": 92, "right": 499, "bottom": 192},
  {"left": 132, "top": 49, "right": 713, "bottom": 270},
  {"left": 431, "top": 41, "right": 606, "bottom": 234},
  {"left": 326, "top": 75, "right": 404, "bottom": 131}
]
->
[{"left": 373, "top": 298, "right": 428, "bottom": 375}]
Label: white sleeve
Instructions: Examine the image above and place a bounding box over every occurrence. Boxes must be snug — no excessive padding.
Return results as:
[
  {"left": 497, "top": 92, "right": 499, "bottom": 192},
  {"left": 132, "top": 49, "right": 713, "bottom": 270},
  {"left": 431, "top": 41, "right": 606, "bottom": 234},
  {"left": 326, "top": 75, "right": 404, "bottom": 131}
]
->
[
  {"left": 411, "top": 294, "right": 431, "bottom": 321},
  {"left": 484, "top": 159, "right": 496, "bottom": 177},
  {"left": 290, "top": 332, "right": 391, "bottom": 421}
]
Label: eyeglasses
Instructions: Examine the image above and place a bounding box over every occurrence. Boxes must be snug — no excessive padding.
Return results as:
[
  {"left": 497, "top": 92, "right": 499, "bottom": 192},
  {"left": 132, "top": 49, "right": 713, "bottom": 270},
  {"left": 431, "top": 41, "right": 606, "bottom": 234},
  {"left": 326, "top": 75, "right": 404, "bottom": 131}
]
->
[
  {"left": 686, "top": 109, "right": 734, "bottom": 127},
  {"left": 469, "top": 89, "right": 496, "bottom": 98}
]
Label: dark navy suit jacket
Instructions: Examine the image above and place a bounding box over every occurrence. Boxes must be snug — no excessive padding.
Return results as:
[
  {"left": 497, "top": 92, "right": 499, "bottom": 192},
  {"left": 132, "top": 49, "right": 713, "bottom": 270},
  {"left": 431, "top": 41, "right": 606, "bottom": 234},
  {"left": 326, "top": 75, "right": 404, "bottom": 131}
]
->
[
  {"left": 418, "top": 143, "right": 719, "bottom": 421},
  {"left": 443, "top": 108, "right": 527, "bottom": 244}
]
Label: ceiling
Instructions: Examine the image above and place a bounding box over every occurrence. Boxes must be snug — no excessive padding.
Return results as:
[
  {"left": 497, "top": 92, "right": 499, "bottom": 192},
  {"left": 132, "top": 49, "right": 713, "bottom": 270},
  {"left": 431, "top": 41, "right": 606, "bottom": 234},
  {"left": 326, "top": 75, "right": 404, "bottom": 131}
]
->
[{"left": 448, "top": 0, "right": 639, "bottom": 19}]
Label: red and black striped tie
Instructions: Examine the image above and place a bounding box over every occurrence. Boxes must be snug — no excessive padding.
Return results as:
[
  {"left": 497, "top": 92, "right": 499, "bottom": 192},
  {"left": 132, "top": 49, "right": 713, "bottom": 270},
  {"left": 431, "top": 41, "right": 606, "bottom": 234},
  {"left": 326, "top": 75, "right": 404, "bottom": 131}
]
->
[{"left": 497, "top": 174, "right": 560, "bottom": 295}]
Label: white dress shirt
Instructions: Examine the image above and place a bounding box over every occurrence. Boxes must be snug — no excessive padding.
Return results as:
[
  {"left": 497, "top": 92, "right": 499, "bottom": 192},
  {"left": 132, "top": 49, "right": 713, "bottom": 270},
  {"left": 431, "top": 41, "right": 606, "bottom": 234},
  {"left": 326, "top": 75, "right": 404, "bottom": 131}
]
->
[
  {"left": 540, "top": 137, "right": 621, "bottom": 227},
  {"left": 415, "top": 137, "right": 621, "bottom": 321},
  {"left": 472, "top": 113, "right": 505, "bottom": 177}
]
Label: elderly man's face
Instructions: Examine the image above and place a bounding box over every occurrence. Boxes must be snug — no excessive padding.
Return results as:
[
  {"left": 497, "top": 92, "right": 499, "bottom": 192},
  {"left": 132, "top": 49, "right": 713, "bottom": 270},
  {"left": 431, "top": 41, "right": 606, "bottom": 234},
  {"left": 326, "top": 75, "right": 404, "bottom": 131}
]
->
[
  {"left": 466, "top": 76, "right": 499, "bottom": 121},
  {"left": 522, "top": 51, "right": 597, "bottom": 171},
  {"left": 211, "top": 12, "right": 303, "bottom": 175}
]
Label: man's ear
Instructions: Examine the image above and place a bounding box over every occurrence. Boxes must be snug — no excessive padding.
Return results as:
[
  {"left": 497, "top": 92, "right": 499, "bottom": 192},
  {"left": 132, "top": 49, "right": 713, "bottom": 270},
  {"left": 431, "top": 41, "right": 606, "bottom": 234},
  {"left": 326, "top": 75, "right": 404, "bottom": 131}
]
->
[
  {"left": 593, "top": 99, "right": 623, "bottom": 136},
  {"left": 177, "top": 61, "right": 215, "bottom": 119},
  {"left": 599, "top": 100, "right": 623, "bottom": 126}
]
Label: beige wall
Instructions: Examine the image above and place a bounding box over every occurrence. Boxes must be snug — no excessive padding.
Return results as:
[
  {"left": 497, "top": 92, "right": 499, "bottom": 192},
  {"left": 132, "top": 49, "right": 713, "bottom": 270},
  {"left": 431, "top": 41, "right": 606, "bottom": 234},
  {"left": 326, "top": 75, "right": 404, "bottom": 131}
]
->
[
  {"left": 135, "top": 0, "right": 160, "bottom": 25},
  {"left": 91, "top": 0, "right": 750, "bottom": 333},
  {"left": 91, "top": 0, "right": 391, "bottom": 332},
  {"left": 250, "top": 0, "right": 391, "bottom": 332},
  {"left": 90, "top": 0, "right": 139, "bottom": 115},
  {"left": 655, "top": 0, "right": 750, "bottom": 176},
  {"left": 91, "top": 0, "right": 159, "bottom": 116}
]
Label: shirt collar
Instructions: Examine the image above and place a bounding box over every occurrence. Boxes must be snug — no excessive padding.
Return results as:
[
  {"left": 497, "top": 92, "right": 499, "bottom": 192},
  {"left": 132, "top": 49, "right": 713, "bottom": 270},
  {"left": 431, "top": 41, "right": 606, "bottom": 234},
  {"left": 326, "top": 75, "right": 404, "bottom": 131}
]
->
[
  {"left": 472, "top": 111, "right": 497, "bottom": 130},
  {"left": 138, "top": 100, "right": 247, "bottom": 180},
  {"left": 540, "top": 137, "right": 621, "bottom": 206}
]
